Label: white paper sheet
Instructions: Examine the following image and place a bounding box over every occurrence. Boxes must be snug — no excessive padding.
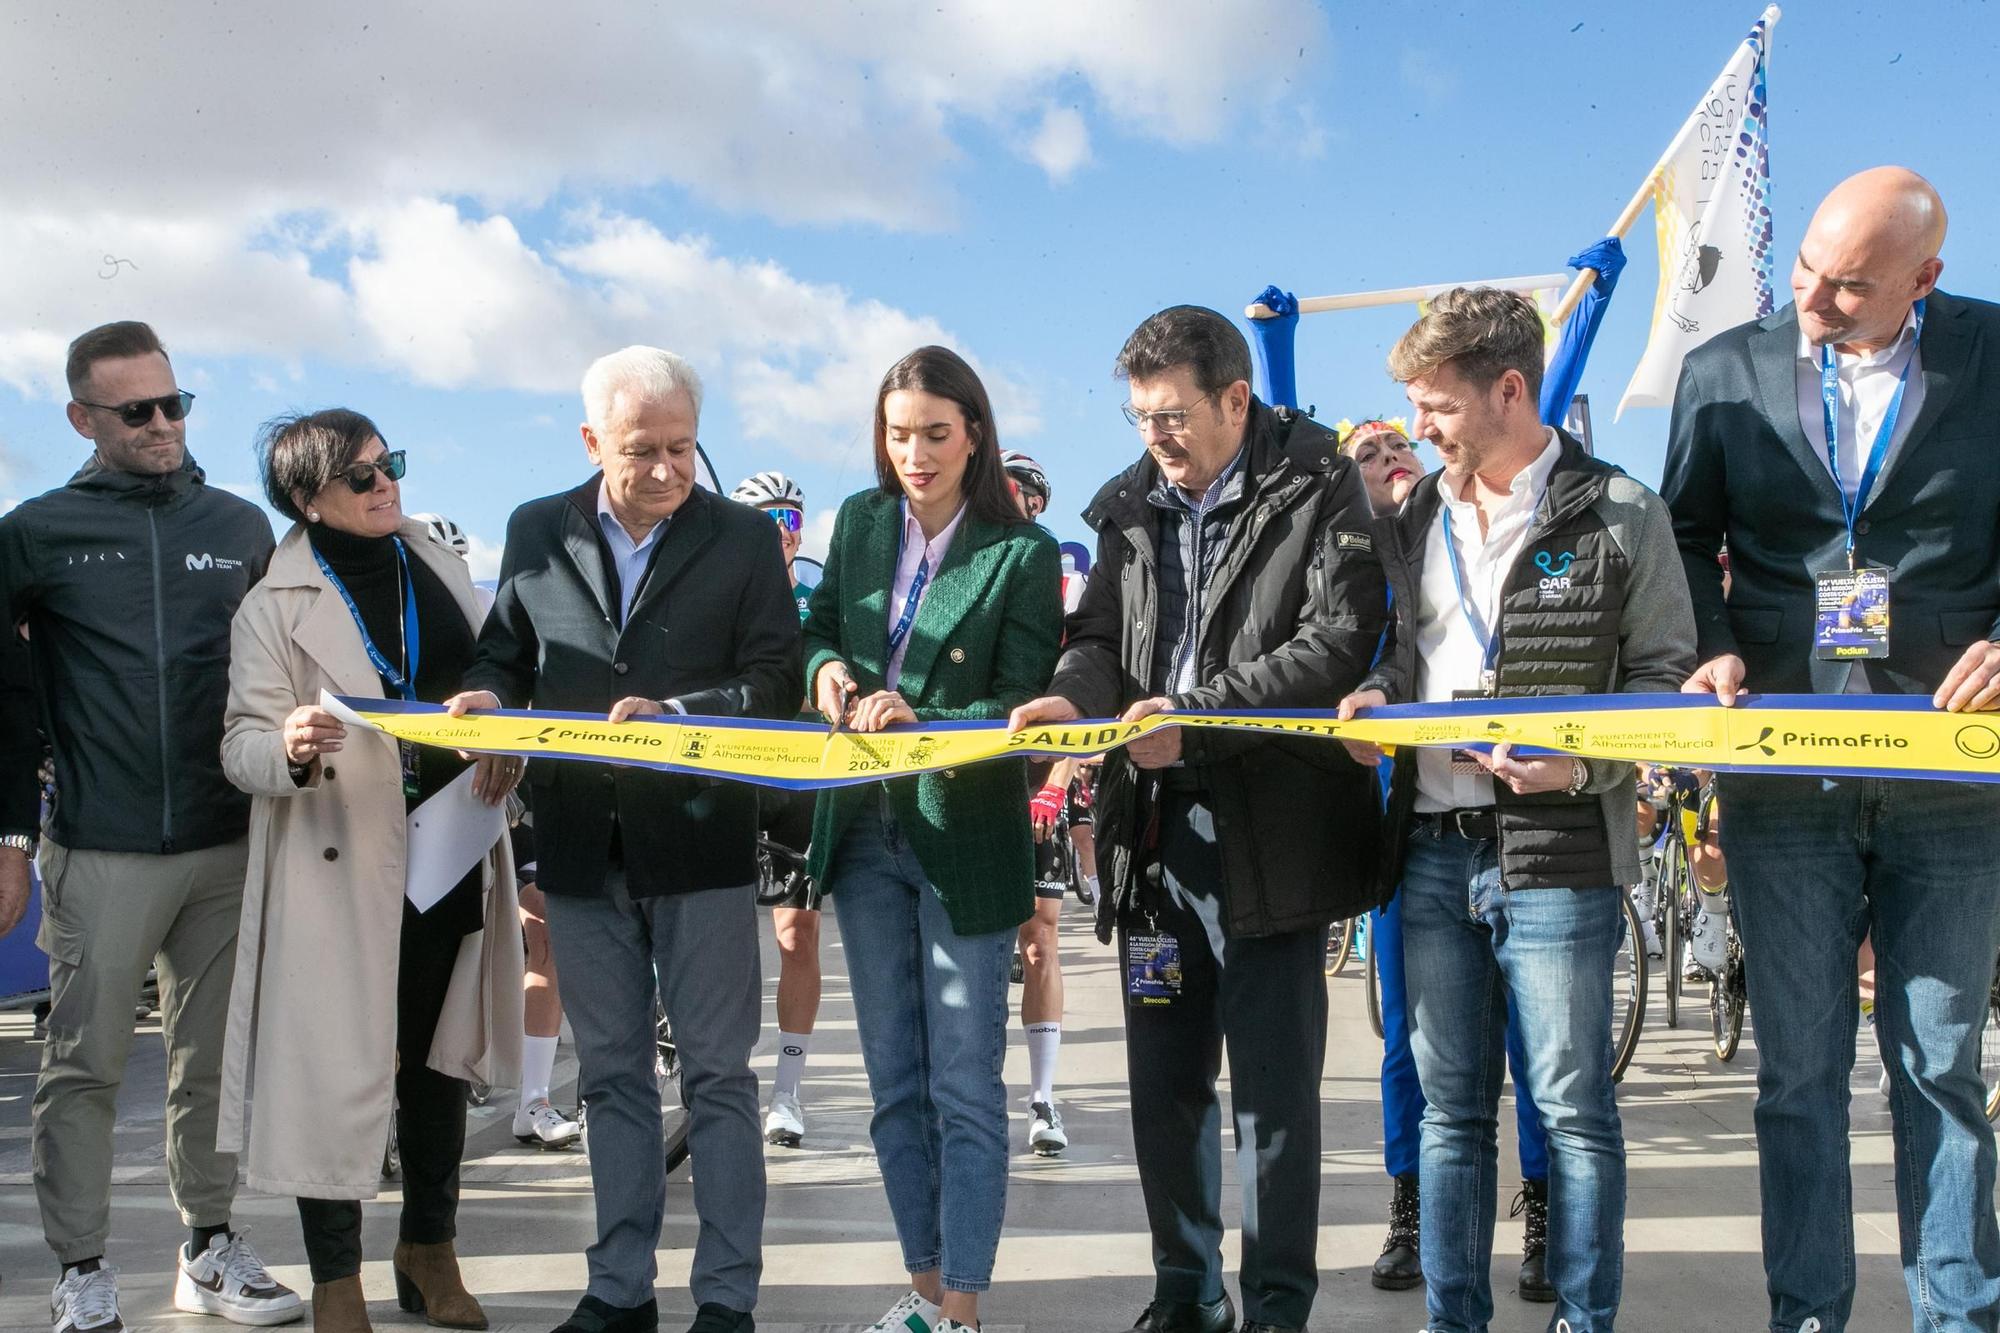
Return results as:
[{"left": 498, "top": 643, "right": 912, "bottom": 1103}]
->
[{"left": 405, "top": 766, "right": 507, "bottom": 913}]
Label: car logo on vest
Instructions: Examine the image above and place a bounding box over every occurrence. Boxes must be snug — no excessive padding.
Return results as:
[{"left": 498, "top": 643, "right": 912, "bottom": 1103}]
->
[{"left": 1533, "top": 549, "right": 1575, "bottom": 602}]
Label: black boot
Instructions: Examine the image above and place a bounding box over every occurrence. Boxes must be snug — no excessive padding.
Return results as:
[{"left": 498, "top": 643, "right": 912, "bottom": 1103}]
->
[
  {"left": 1513, "top": 1178, "right": 1555, "bottom": 1303},
  {"left": 1370, "top": 1172, "right": 1423, "bottom": 1291}
]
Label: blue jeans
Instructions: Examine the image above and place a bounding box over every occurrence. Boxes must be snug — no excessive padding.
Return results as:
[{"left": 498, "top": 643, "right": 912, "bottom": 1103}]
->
[
  {"left": 829, "top": 801, "right": 1015, "bottom": 1293},
  {"left": 1374, "top": 896, "right": 1549, "bottom": 1182},
  {"left": 1401, "top": 822, "right": 1625, "bottom": 1333},
  {"left": 1721, "top": 774, "right": 2000, "bottom": 1333}
]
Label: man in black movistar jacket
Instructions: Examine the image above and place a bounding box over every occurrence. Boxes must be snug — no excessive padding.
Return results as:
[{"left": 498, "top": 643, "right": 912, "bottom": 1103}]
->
[{"left": 0, "top": 322, "right": 292, "bottom": 1333}]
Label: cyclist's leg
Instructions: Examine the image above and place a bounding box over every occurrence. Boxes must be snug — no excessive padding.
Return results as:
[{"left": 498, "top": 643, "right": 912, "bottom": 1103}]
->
[{"left": 1019, "top": 895, "right": 1064, "bottom": 1110}]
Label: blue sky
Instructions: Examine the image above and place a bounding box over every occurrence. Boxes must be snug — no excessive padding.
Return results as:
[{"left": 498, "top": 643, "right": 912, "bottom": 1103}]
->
[{"left": 3, "top": 1, "right": 1995, "bottom": 575}]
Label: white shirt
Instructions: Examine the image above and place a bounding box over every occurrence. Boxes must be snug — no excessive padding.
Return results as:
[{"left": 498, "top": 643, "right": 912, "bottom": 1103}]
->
[
  {"left": 1412, "top": 430, "right": 1563, "bottom": 813},
  {"left": 885, "top": 499, "right": 965, "bottom": 691},
  {"left": 1794, "top": 305, "right": 1925, "bottom": 506},
  {"left": 595, "top": 483, "right": 665, "bottom": 624}
]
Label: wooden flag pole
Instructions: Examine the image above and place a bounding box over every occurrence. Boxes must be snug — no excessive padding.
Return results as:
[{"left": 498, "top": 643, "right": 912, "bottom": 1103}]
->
[
  {"left": 1244, "top": 272, "right": 1572, "bottom": 322},
  {"left": 1546, "top": 173, "right": 1659, "bottom": 327}
]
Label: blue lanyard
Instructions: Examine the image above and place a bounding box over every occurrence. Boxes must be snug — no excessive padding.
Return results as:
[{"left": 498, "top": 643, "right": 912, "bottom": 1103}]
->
[
  {"left": 313, "top": 537, "right": 421, "bottom": 700},
  {"left": 886, "top": 553, "right": 931, "bottom": 657},
  {"left": 1440, "top": 505, "right": 1503, "bottom": 682},
  {"left": 1820, "top": 297, "right": 1923, "bottom": 565}
]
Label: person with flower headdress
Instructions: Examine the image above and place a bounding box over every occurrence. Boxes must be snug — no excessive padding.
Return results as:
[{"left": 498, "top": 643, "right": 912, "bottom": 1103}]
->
[{"left": 1335, "top": 414, "right": 1558, "bottom": 1303}]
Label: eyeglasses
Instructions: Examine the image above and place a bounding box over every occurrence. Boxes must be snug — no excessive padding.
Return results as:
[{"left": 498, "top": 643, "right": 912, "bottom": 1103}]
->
[
  {"left": 74, "top": 390, "right": 195, "bottom": 428},
  {"left": 1121, "top": 394, "right": 1212, "bottom": 437},
  {"left": 337, "top": 450, "right": 407, "bottom": 493},
  {"left": 765, "top": 506, "right": 804, "bottom": 533}
]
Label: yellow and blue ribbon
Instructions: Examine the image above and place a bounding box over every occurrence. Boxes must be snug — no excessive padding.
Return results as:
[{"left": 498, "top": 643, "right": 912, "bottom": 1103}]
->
[{"left": 323, "top": 691, "right": 2000, "bottom": 790}]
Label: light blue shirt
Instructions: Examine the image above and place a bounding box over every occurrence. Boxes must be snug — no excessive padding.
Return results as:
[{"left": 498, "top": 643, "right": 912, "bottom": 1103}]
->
[{"left": 595, "top": 483, "right": 665, "bottom": 625}]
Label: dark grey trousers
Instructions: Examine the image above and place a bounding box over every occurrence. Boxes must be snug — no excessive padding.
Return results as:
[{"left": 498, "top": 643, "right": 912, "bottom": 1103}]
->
[{"left": 544, "top": 870, "right": 765, "bottom": 1312}]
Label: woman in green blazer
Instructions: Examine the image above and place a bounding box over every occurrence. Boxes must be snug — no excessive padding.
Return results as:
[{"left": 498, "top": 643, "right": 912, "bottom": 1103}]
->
[{"left": 802, "top": 346, "right": 1061, "bottom": 1332}]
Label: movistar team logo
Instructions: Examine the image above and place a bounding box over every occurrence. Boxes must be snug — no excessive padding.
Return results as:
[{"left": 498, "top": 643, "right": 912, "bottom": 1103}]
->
[{"left": 184, "top": 552, "right": 245, "bottom": 572}]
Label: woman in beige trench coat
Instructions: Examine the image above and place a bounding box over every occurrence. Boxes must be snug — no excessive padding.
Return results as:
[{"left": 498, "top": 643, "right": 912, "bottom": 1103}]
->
[{"left": 219, "top": 409, "right": 523, "bottom": 1333}]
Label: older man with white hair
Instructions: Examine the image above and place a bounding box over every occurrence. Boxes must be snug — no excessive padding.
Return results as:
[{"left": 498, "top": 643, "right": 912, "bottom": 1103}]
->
[{"left": 448, "top": 346, "right": 802, "bottom": 1333}]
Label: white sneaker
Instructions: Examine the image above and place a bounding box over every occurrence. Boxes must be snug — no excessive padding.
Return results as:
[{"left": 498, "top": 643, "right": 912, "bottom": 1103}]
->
[
  {"left": 938, "top": 1322, "right": 979, "bottom": 1332},
  {"left": 1879, "top": 1067, "right": 1892, "bottom": 1099},
  {"left": 1689, "top": 900, "right": 1727, "bottom": 973},
  {"left": 174, "top": 1233, "right": 303, "bottom": 1326},
  {"left": 764, "top": 1089, "right": 806, "bottom": 1147},
  {"left": 52, "top": 1266, "right": 122, "bottom": 1333},
  {"left": 865, "top": 1289, "right": 940, "bottom": 1332},
  {"left": 1028, "top": 1099, "right": 1068, "bottom": 1156},
  {"left": 513, "top": 1098, "right": 582, "bottom": 1149},
  {"left": 1638, "top": 916, "right": 1663, "bottom": 959}
]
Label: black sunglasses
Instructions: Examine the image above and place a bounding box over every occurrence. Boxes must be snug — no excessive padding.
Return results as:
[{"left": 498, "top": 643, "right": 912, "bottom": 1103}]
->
[
  {"left": 74, "top": 390, "right": 195, "bottom": 428},
  {"left": 337, "top": 450, "right": 408, "bottom": 493}
]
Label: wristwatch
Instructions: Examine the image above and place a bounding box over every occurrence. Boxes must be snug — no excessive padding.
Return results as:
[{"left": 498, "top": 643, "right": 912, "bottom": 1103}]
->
[
  {"left": 1563, "top": 758, "right": 1590, "bottom": 797},
  {"left": 0, "top": 833, "right": 34, "bottom": 856}
]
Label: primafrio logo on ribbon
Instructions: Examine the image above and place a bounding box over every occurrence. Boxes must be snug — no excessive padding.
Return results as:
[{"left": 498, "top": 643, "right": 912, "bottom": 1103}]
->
[{"left": 323, "top": 690, "right": 2000, "bottom": 792}]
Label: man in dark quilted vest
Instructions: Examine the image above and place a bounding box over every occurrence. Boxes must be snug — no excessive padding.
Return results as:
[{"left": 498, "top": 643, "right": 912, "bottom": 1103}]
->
[{"left": 1337, "top": 286, "right": 1696, "bottom": 1333}]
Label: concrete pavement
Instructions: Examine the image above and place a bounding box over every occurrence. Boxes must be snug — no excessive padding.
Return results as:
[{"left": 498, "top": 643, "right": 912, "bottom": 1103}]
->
[{"left": 0, "top": 896, "right": 1917, "bottom": 1330}]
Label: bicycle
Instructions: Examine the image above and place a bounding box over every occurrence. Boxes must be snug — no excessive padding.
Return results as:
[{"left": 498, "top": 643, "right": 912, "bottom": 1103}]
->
[
  {"left": 1364, "top": 913, "right": 1385, "bottom": 1039},
  {"left": 1326, "top": 912, "right": 1362, "bottom": 977},
  {"left": 1612, "top": 888, "right": 1648, "bottom": 1082},
  {"left": 1984, "top": 948, "right": 2000, "bottom": 1121},
  {"left": 1708, "top": 908, "right": 1749, "bottom": 1061},
  {"left": 1647, "top": 772, "right": 1703, "bottom": 1029}
]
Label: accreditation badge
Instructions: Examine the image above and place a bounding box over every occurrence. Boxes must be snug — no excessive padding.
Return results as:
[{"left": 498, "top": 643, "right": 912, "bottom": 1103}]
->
[
  {"left": 1814, "top": 565, "right": 1892, "bottom": 660},
  {"left": 1125, "top": 930, "right": 1183, "bottom": 1007},
  {"left": 1451, "top": 687, "right": 1493, "bottom": 775},
  {"left": 400, "top": 739, "right": 423, "bottom": 800}
]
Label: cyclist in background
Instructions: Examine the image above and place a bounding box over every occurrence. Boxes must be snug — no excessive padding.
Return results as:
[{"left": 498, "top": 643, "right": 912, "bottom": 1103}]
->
[
  {"left": 413, "top": 512, "right": 581, "bottom": 1150},
  {"left": 731, "top": 472, "right": 821, "bottom": 1147},
  {"left": 1005, "top": 450, "right": 1072, "bottom": 1156}
]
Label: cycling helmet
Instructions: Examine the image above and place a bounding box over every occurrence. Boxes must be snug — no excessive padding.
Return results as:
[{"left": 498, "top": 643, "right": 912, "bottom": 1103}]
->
[
  {"left": 1000, "top": 450, "right": 1050, "bottom": 501},
  {"left": 410, "top": 512, "right": 470, "bottom": 557},
  {"left": 730, "top": 470, "right": 805, "bottom": 508}
]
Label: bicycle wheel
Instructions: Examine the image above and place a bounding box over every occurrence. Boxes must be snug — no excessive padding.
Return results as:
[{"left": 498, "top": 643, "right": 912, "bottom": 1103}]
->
[
  {"left": 1983, "top": 952, "right": 2000, "bottom": 1121},
  {"left": 1325, "top": 916, "right": 1357, "bottom": 977},
  {"left": 1660, "top": 829, "right": 1687, "bottom": 1028},
  {"left": 1365, "top": 932, "right": 1385, "bottom": 1040},
  {"left": 1711, "top": 927, "right": 1747, "bottom": 1062},
  {"left": 1612, "top": 888, "right": 1649, "bottom": 1083}
]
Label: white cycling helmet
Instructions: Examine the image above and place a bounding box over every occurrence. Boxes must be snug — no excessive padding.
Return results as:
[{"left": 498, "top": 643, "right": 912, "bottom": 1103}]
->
[
  {"left": 1000, "top": 450, "right": 1050, "bottom": 500},
  {"left": 730, "top": 470, "right": 805, "bottom": 508},
  {"left": 410, "top": 512, "right": 470, "bottom": 557}
]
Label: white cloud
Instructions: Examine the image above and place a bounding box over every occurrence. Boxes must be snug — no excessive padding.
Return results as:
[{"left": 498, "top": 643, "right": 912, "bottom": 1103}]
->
[
  {"left": 0, "top": 199, "right": 1039, "bottom": 457},
  {"left": 1026, "top": 107, "right": 1093, "bottom": 183},
  {"left": 2, "top": 3, "right": 1328, "bottom": 231},
  {"left": 463, "top": 533, "right": 505, "bottom": 583},
  {"left": 0, "top": 3, "right": 1327, "bottom": 441},
  {"left": 798, "top": 507, "right": 839, "bottom": 565}
]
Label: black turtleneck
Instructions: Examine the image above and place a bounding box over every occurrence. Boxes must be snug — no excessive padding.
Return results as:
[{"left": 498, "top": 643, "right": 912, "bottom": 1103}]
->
[
  {"left": 308, "top": 523, "right": 477, "bottom": 719},
  {"left": 309, "top": 522, "right": 483, "bottom": 931}
]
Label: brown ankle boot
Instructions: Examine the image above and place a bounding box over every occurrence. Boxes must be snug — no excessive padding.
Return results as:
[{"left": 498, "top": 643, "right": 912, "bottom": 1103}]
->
[
  {"left": 312, "top": 1275, "right": 374, "bottom": 1333},
  {"left": 392, "top": 1240, "right": 488, "bottom": 1330}
]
